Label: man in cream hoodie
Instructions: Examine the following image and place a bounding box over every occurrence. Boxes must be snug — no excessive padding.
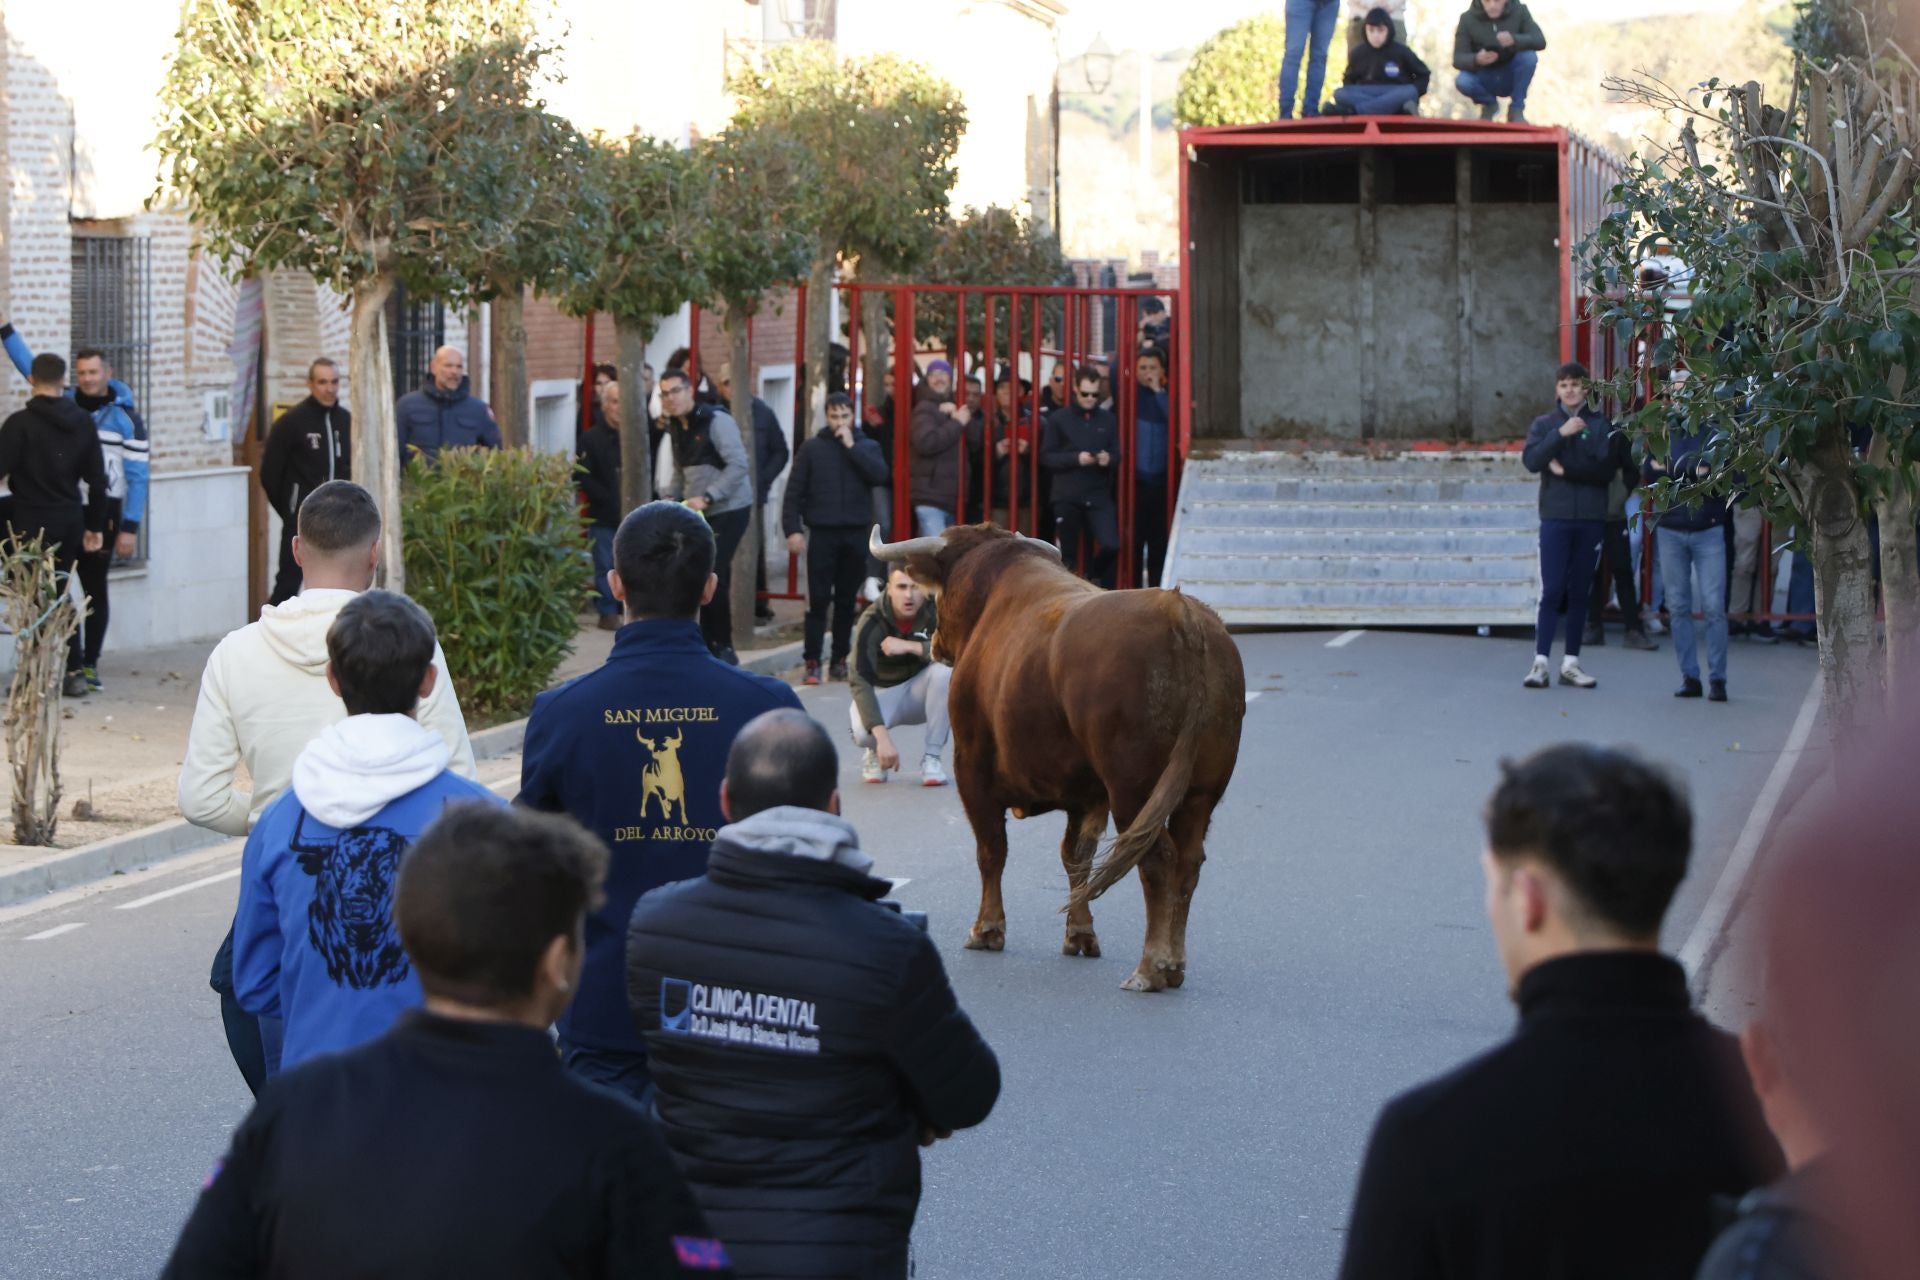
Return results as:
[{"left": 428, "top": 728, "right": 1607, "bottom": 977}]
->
[
  {"left": 231, "top": 590, "right": 499, "bottom": 1073},
  {"left": 178, "top": 481, "right": 475, "bottom": 1090}
]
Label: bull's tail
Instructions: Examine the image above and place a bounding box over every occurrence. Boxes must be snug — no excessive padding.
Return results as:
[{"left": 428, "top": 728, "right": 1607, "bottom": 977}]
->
[{"left": 1070, "top": 602, "right": 1209, "bottom": 907}]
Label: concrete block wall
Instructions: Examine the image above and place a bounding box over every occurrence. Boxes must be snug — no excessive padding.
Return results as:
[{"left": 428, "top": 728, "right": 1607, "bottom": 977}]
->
[{"left": 108, "top": 467, "right": 253, "bottom": 646}]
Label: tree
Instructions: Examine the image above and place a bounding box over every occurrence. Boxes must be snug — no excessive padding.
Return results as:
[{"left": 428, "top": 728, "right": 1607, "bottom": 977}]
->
[
  {"left": 918, "top": 204, "right": 1071, "bottom": 376},
  {"left": 727, "top": 42, "right": 966, "bottom": 439},
  {"left": 156, "top": 0, "right": 559, "bottom": 589},
  {"left": 564, "top": 135, "right": 710, "bottom": 518},
  {"left": 1175, "top": 14, "right": 1346, "bottom": 128},
  {"left": 1588, "top": 29, "right": 1920, "bottom": 741},
  {"left": 690, "top": 125, "right": 823, "bottom": 651}
]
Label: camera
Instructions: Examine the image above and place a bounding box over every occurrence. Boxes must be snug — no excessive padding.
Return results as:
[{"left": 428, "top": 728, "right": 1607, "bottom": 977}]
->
[{"left": 878, "top": 900, "right": 929, "bottom": 933}]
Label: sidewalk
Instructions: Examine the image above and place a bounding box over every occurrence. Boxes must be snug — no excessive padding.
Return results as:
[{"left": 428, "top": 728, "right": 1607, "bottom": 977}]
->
[{"left": 0, "top": 595, "right": 808, "bottom": 904}]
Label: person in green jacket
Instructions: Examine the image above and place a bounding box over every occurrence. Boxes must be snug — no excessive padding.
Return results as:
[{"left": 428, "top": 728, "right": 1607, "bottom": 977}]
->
[
  {"left": 1452, "top": 0, "right": 1547, "bottom": 123},
  {"left": 846, "top": 567, "right": 950, "bottom": 787}
]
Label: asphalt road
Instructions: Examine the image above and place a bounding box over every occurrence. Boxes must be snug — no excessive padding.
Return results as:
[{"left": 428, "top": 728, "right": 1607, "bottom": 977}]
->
[{"left": 0, "top": 627, "right": 1823, "bottom": 1279}]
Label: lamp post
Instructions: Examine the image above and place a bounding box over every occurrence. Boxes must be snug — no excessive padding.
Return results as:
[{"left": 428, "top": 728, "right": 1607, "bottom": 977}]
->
[{"left": 1082, "top": 33, "right": 1114, "bottom": 95}]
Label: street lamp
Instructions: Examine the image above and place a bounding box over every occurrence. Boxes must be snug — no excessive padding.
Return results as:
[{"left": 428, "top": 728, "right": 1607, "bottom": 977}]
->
[{"left": 1082, "top": 33, "right": 1115, "bottom": 95}]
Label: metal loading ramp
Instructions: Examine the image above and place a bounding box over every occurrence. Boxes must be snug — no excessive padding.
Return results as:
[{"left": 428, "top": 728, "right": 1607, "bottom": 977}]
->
[{"left": 1164, "top": 451, "right": 1540, "bottom": 627}]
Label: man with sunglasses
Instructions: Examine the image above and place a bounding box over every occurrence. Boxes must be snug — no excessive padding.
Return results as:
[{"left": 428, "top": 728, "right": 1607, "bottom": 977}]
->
[{"left": 1042, "top": 365, "right": 1122, "bottom": 587}]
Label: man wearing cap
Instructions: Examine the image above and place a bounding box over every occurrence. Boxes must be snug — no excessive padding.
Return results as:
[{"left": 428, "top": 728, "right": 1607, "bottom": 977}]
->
[{"left": 908, "top": 360, "right": 972, "bottom": 537}]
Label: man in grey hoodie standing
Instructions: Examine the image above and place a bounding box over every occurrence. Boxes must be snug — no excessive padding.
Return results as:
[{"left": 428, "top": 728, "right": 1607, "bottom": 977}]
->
[{"left": 660, "top": 367, "right": 754, "bottom": 663}]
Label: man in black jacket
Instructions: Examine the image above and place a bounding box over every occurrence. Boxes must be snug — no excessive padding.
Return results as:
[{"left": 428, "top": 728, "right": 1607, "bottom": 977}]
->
[
  {"left": 0, "top": 352, "right": 109, "bottom": 697},
  {"left": 1042, "top": 364, "right": 1122, "bottom": 586},
  {"left": 1520, "top": 362, "right": 1615, "bottom": 689},
  {"left": 1337, "top": 743, "right": 1782, "bottom": 1280},
  {"left": 579, "top": 379, "right": 625, "bottom": 630},
  {"left": 260, "top": 358, "right": 351, "bottom": 605},
  {"left": 783, "top": 393, "right": 889, "bottom": 684},
  {"left": 164, "top": 803, "right": 732, "bottom": 1279},
  {"left": 628, "top": 709, "right": 1000, "bottom": 1280},
  {"left": 1330, "top": 8, "right": 1432, "bottom": 116}
]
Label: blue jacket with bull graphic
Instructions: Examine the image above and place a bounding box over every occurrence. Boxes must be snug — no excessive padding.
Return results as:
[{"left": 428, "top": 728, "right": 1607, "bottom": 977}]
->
[
  {"left": 233, "top": 713, "right": 501, "bottom": 1071},
  {"left": 517, "top": 617, "right": 801, "bottom": 1058}
]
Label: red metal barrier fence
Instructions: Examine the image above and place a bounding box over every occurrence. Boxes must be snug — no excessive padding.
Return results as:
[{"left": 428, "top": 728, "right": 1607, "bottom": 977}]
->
[{"left": 691, "top": 282, "right": 1186, "bottom": 596}]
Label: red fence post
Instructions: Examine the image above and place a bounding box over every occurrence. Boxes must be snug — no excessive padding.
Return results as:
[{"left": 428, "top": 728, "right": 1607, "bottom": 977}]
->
[{"left": 892, "top": 288, "right": 916, "bottom": 542}]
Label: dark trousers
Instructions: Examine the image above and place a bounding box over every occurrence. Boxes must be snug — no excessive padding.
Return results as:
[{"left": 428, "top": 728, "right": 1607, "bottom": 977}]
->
[
  {"left": 13, "top": 505, "right": 86, "bottom": 675},
  {"left": 268, "top": 518, "right": 302, "bottom": 606},
  {"left": 560, "top": 1042, "right": 655, "bottom": 1112},
  {"left": 1587, "top": 518, "right": 1637, "bottom": 627},
  {"left": 1536, "top": 518, "right": 1604, "bottom": 658},
  {"left": 76, "top": 497, "right": 122, "bottom": 667},
  {"left": 754, "top": 502, "right": 775, "bottom": 615},
  {"left": 210, "top": 927, "right": 267, "bottom": 1096},
  {"left": 1055, "top": 495, "right": 1120, "bottom": 587},
  {"left": 804, "top": 526, "right": 868, "bottom": 663},
  {"left": 701, "top": 506, "right": 751, "bottom": 655},
  {"left": 1133, "top": 474, "right": 1169, "bottom": 588}
]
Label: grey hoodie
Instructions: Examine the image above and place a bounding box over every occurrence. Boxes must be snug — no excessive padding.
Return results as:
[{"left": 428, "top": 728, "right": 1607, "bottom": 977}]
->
[{"left": 714, "top": 805, "right": 875, "bottom": 875}]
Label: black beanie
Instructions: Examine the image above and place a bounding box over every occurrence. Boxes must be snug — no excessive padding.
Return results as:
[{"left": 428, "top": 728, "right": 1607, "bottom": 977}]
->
[{"left": 1365, "top": 6, "right": 1394, "bottom": 28}]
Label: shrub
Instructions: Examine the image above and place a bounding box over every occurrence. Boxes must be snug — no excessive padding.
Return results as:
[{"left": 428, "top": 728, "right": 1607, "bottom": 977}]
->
[{"left": 402, "top": 447, "right": 587, "bottom": 724}]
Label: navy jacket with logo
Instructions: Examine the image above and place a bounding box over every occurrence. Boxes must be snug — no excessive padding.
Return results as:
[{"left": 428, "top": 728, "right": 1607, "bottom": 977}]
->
[{"left": 517, "top": 619, "right": 801, "bottom": 1054}]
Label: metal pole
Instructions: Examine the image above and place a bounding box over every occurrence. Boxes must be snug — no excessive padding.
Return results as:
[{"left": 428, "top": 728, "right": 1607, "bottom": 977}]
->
[{"left": 892, "top": 288, "right": 916, "bottom": 542}]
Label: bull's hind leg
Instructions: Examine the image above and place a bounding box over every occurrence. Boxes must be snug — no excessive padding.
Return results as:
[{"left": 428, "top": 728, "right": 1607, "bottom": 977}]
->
[
  {"left": 1162, "top": 795, "right": 1219, "bottom": 989},
  {"left": 1060, "top": 806, "right": 1108, "bottom": 957},
  {"left": 956, "top": 770, "right": 1009, "bottom": 952},
  {"left": 1120, "top": 829, "right": 1180, "bottom": 992}
]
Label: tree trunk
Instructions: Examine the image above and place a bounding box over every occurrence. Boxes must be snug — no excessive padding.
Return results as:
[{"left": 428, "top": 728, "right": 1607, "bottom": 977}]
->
[
  {"left": 491, "top": 285, "right": 530, "bottom": 449},
  {"left": 348, "top": 275, "right": 403, "bottom": 590},
  {"left": 613, "top": 317, "right": 653, "bottom": 519},
  {"left": 726, "top": 311, "right": 759, "bottom": 654},
  {"left": 803, "top": 246, "right": 834, "bottom": 436},
  {"left": 860, "top": 287, "right": 890, "bottom": 410},
  {"left": 1794, "top": 430, "right": 1882, "bottom": 749},
  {"left": 1875, "top": 478, "right": 1920, "bottom": 708}
]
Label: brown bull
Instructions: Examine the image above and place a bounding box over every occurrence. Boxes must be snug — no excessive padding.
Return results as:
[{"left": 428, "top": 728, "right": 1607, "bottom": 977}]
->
[{"left": 870, "top": 524, "right": 1245, "bottom": 992}]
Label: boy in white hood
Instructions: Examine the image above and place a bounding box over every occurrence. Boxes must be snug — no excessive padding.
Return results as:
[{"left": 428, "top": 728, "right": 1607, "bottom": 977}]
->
[
  {"left": 179, "top": 480, "right": 475, "bottom": 1094},
  {"left": 232, "top": 590, "right": 500, "bottom": 1074}
]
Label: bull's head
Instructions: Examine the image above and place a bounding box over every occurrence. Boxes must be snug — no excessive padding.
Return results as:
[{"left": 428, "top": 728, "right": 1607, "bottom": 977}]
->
[{"left": 869, "top": 523, "right": 1070, "bottom": 665}]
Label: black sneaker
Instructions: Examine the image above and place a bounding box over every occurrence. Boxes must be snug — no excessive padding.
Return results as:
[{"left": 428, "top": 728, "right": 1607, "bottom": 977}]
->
[
  {"left": 62, "top": 672, "right": 90, "bottom": 698},
  {"left": 1748, "top": 623, "right": 1779, "bottom": 645},
  {"left": 1675, "top": 677, "right": 1704, "bottom": 698},
  {"left": 712, "top": 646, "right": 739, "bottom": 667},
  {"left": 1622, "top": 629, "right": 1658, "bottom": 651},
  {"left": 1582, "top": 621, "right": 1605, "bottom": 647},
  {"left": 1709, "top": 680, "right": 1728, "bottom": 702},
  {"left": 828, "top": 660, "right": 849, "bottom": 682}
]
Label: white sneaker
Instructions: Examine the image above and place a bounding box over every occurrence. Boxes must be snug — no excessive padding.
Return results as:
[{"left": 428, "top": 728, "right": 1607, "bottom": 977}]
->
[
  {"left": 1523, "top": 656, "right": 1549, "bottom": 689},
  {"left": 1559, "top": 658, "right": 1597, "bottom": 688},
  {"left": 919, "top": 754, "right": 948, "bottom": 787},
  {"left": 861, "top": 748, "right": 887, "bottom": 784}
]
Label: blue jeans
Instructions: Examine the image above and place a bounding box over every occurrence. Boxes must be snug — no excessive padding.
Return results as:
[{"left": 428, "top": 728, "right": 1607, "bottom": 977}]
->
[
  {"left": 589, "top": 525, "right": 618, "bottom": 617},
  {"left": 1456, "top": 49, "right": 1538, "bottom": 112},
  {"left": 1333, "top": 84, "right": 1420, "bottom": 115},
  {"left": 1658, "top": 526, "right": 1729, "bottom": 683},
  {"left": 914, "top": 505, "right": 952, "bottom": 537},
  {"left": 1536, "top": 519, "right": 1603, "bottom": 658},
  {"left": 1279, "top": 0, "right": 1339, "bottom": 118}
]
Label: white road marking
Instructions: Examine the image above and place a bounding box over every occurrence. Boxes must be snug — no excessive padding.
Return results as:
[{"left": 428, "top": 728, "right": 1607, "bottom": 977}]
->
[
  {"left": 1679, "top": 667, "right": 1824, "bottom": 977},
  {"left": 25, "top": 922, "right": 86, "bottom": 941},
  {"left": 114, "top": 868, "right": 242, "bottom": 911},
  {"left": 1245, "top": 691, "right": 1262, "bottom": 703},
  {"left": 1326, "top": 630, "right": 1366, "bottom": 648},
  {"left": 886, "top": 878, "right": 913, "bottom": 892}
]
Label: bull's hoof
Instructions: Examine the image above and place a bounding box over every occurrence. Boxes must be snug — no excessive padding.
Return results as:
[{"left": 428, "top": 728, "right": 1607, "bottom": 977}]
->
[
  {"left": 964, "top": 923, "right": 1006, "bottom": 952},
  {"left": 1120, "top": 969, "right": 1167, "bottom": 992},
  {"left": 1165, "top": 965, "right": 1186, "bottom": 988},
  {"left": 1121, "top": 957, "right": 1182, "bottom": 992},
  {"left": 1062, "top": 931, "right": 1102, "bottom": 958}
]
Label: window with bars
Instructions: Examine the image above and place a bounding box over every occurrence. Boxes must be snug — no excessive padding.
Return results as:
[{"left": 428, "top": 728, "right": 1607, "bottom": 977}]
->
[
  {"left": 70, "top": 234, "right": 154, "bottom": 562},
  {"left": 387, "top": 283, "right": 446, "bottom": 402}
]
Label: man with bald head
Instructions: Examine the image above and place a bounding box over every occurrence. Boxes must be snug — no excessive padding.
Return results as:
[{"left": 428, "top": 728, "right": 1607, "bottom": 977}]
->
[
  {"left": 627, "top": 707, "right": 998, "bottom": 1279},
  {"left": 395, "top": 345, "right": 500, "bottom": 463}
]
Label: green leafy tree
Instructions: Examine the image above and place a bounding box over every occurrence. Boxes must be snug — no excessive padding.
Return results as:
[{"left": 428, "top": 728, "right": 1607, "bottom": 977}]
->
[
  {"left": 1175, "top": 14, "right": 1346, "bottom": 127},
  {"left": 156, "top": 0, "right": 561, "bottom": 589},
  {"left": 1588, "top": 32, "right": 1920, "bottom": 739},
  {"left": 564, "top": 135, "right": 711, "bottom": 516},
  {"left": 919, "top": 205, "right": 1071, "bottom": 372},
  {"left": 728, "top": 42, "right": 966, "bottom": 436},
  {"left": 690, "top": 125, "right": 823, "bottom": 649}
]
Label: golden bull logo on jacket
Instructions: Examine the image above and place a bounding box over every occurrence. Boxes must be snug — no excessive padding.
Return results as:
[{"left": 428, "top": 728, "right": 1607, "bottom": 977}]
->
[
  {"left": 659, "top": 977, "right": 822, "bottom": 1054},
  {"left": 611, "top": 723, "right": 720, "bottom": 843}
]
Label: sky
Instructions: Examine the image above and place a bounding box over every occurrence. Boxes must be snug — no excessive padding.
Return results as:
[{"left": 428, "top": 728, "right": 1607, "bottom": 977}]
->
[{"left": 1056, "top": 0, "right": 1750, "bottom": 56}]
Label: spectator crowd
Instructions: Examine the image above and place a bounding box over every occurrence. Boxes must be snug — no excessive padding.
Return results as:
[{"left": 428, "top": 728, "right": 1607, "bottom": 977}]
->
[{"left": 1280, "top": 0, "right": 1546, "bottom": 123}]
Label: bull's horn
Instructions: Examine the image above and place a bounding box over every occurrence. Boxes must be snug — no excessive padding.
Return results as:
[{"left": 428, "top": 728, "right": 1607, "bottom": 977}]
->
[
  {"left": 869, "top": 525, "right": 947, "bottom": 562},
  {"left": 1021, "top": 533, "right": 1063, "bottom": 561}
]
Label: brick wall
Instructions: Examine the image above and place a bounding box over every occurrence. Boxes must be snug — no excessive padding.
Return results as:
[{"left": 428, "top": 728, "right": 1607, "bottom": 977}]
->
[{"left": 3, "top": 39, "right": 73, "bottom": 421}]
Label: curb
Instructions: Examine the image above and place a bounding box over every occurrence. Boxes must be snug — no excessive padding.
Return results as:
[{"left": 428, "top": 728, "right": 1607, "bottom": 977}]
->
[{"left": 0, "top": 640, "right": 807, "bottom": 910}]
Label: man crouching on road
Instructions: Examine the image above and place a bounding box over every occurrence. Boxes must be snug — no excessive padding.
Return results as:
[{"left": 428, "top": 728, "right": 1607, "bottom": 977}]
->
[
  {"left": 848, "top": 565, "right": 951, "bottom": 785},
  {"left": 627, "top": 709, "right": 999, "bottom": 1280}
]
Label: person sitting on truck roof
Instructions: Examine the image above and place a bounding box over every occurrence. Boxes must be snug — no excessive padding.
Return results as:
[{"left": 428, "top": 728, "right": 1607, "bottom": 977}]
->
[
  {"left": 1453, "top": 0, "right": 1547, "bottom": 124},
  {"left": 1329, "top": 8, "right": 1431, "bottom": 116}
]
